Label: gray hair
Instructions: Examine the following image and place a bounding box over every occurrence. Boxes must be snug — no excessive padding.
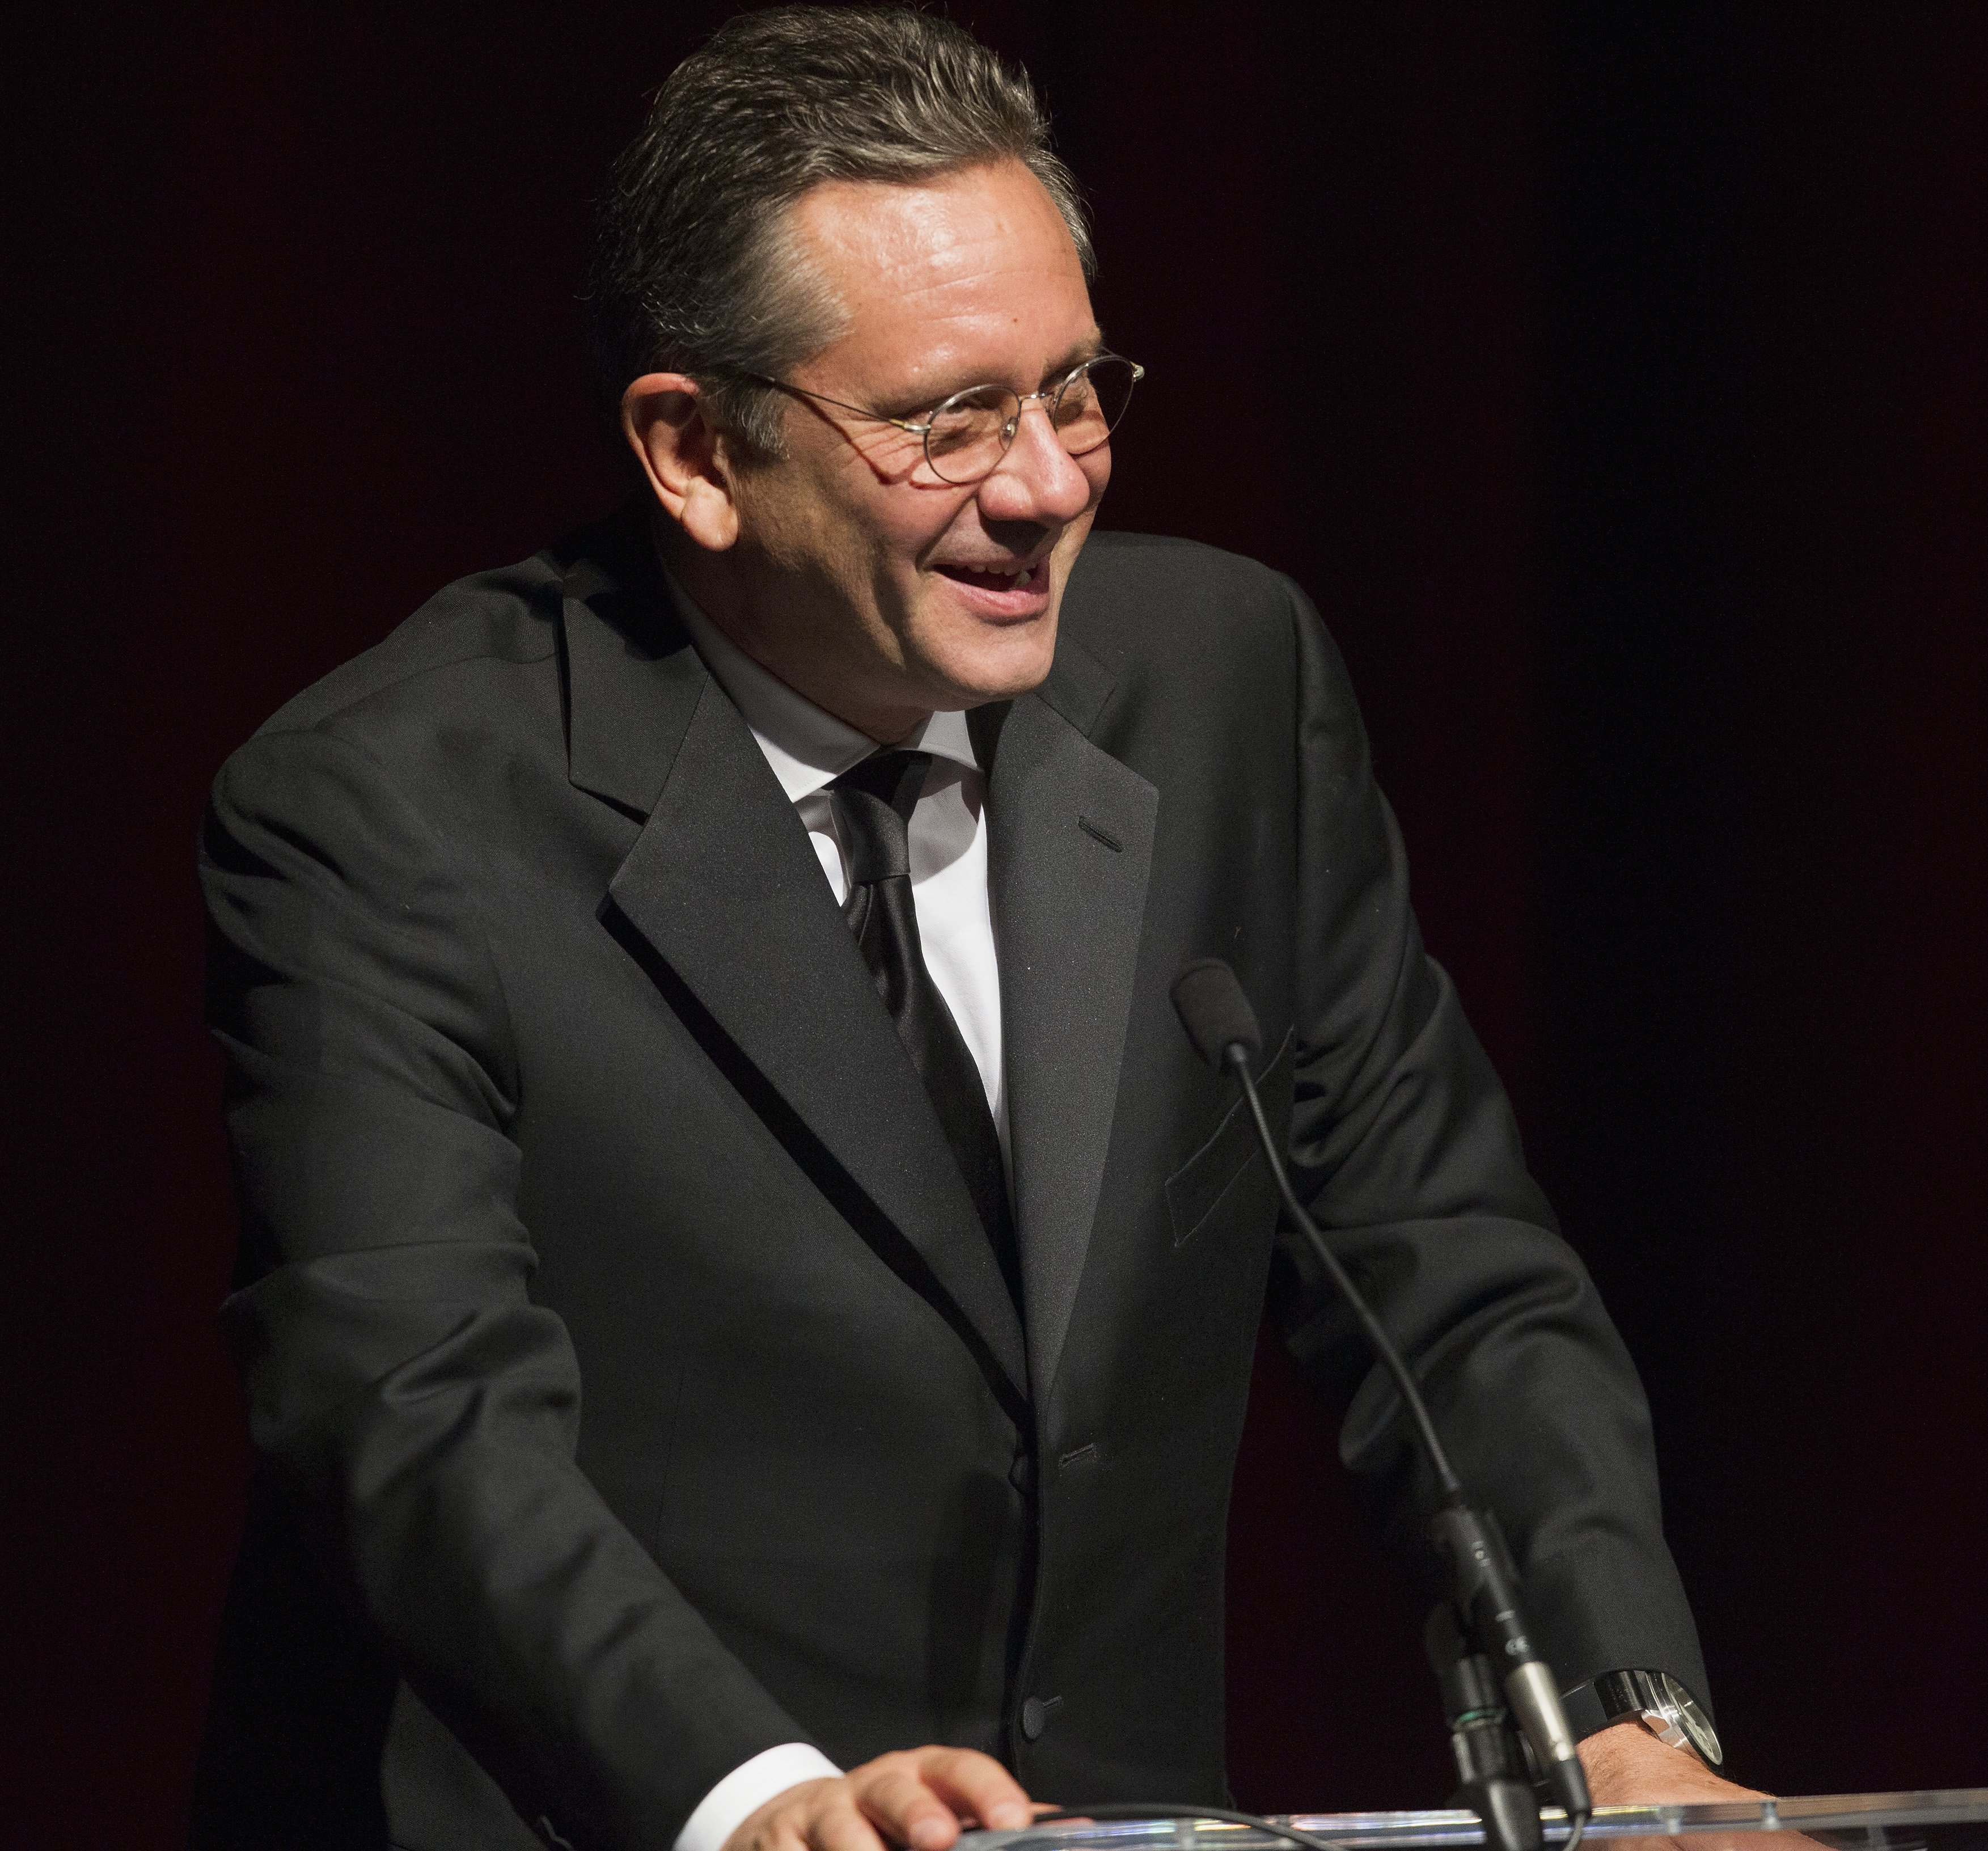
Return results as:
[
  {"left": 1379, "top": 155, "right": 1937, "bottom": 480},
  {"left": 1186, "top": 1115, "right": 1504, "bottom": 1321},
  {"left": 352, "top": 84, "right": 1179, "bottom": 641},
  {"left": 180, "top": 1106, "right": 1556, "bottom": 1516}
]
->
[{"left": 585, "top": 5, "right": 1093, "bottom": 457}]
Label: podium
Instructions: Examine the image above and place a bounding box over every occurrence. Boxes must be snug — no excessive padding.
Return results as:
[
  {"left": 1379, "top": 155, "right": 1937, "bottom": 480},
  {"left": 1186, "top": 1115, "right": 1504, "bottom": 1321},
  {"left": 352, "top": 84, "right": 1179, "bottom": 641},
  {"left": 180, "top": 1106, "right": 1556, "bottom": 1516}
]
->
[{"left": 966, "top": 1793, "right": 1988, "bottom": 1851}]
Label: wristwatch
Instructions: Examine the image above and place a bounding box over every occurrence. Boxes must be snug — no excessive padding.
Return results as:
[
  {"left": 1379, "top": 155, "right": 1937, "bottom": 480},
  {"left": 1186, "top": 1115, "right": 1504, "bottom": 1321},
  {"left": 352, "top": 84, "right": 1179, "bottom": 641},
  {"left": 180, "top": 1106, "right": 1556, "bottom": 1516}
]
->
[{"left": 1560, "top": 1668, "right": 1724, "bottom": 1769}]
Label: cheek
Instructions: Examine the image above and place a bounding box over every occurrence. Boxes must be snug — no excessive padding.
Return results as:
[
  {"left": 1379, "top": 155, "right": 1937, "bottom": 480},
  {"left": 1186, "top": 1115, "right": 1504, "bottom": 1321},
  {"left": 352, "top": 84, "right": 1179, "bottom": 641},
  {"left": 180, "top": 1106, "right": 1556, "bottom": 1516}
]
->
[
  {"left": 818, "top": 472, "right": 966, "bottom": 586},
  {"left": 872, "top": 501, "right": 955, "bottom": 573},
  {"left": 870, "top": 496, "right": 980, "bottom": 594},
  {"left": 731, "top": 466, "right": 831, "bottom": 575}
]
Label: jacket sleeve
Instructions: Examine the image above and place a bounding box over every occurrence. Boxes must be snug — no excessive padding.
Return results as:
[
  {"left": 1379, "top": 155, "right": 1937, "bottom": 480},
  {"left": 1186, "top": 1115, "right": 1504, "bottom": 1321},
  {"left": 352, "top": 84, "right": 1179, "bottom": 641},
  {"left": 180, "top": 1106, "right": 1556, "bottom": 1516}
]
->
[
  {"left": 1268, "top": 579, "right": 1711, "bottom": 1712},
  {"left": 202, "top": 721, "right": 811, "bottom": 1846}
]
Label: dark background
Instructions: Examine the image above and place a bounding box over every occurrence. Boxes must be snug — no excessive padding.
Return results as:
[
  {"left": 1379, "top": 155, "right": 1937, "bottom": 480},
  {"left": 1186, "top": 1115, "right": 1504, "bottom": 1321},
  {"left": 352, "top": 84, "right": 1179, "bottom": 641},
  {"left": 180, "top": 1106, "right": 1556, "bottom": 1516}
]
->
[{"left": 9, "top": 3, "right": 1983, "bottom": 1841}]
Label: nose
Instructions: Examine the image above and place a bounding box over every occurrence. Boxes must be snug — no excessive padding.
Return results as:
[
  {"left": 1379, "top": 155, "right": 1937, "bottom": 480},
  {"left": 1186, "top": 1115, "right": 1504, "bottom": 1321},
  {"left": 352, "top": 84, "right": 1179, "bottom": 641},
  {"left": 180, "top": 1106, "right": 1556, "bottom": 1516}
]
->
[{"left": 974, "top": 399, "right": 1099, "bottom": 526}]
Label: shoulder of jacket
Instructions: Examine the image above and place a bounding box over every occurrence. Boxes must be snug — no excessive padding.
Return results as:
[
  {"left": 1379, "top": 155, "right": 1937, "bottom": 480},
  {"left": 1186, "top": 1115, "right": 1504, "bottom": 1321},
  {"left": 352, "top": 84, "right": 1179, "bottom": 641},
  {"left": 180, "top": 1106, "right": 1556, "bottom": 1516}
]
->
[
  {"left": 1064, "top": 530, "right": 1307, "bottom": 660},
  {"left": 1075, "top": 529, "right": 1293, "bottom": 592},
  {"left": 250, "top": 548, "right": 568, "bottom": 746}
]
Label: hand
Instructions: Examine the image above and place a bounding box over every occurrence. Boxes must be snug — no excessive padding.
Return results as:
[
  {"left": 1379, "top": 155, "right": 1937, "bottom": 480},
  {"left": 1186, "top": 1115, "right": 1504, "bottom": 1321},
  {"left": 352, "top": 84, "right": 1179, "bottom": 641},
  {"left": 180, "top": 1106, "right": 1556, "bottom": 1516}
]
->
[
  {"left": 723, "top": 1747, "right": 1037, "bottom": 1851},
  {"left": 1577, "top": 1724, "right": 1820, "bottom": 1851}
]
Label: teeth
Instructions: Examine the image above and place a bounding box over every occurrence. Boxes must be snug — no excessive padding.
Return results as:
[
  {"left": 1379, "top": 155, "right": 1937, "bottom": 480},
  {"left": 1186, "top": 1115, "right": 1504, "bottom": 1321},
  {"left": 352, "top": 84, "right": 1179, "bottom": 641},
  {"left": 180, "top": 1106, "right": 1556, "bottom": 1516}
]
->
[{"left": 1010, "top": 568, "right": 1029, "bottom": 587}]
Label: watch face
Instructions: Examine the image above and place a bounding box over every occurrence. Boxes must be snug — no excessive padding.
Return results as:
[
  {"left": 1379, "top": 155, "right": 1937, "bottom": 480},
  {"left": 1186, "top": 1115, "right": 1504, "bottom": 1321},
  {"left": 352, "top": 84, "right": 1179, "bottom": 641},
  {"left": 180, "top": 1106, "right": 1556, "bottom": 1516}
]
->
[
  {"left": 1601, "top": 1668, "right": 1725, "bottom": 1769},
  {"left": 1658, "top": 1673, "right": 1724, "bottom": 1769}
]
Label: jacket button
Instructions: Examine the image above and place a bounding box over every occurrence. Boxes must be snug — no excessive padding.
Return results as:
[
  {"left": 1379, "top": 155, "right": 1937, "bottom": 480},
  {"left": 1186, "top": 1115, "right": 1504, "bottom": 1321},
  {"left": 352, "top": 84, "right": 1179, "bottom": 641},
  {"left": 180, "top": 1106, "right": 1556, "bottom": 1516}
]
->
[
  {"left": 1008, "top": 1449, "right": 1034, "bottom": 1495},
  {"left": 1020, "top": 1694, "right": 1058, "bottom": 1741}
]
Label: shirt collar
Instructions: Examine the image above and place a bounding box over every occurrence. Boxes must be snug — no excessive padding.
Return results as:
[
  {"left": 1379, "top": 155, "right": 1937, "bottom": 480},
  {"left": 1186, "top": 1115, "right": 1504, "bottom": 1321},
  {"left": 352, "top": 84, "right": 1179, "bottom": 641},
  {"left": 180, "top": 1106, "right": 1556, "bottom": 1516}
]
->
[{"left": 664, "top": 566, "right": 980, "bottom": 803}]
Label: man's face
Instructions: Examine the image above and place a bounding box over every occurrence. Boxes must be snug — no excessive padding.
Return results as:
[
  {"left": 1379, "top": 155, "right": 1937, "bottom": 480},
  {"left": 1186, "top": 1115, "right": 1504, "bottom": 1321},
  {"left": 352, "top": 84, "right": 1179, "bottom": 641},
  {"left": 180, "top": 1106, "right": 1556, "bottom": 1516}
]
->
[{"left": 719, "top": 158, "right": 1110, "bottom": 738}]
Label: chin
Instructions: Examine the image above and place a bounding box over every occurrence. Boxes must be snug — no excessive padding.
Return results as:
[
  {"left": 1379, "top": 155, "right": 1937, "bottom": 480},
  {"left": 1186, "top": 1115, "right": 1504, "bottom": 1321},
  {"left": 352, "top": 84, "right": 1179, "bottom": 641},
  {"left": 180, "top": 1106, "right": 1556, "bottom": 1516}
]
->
[{"left": 925, "top": 624, "right": 1059, "bottom": 709}]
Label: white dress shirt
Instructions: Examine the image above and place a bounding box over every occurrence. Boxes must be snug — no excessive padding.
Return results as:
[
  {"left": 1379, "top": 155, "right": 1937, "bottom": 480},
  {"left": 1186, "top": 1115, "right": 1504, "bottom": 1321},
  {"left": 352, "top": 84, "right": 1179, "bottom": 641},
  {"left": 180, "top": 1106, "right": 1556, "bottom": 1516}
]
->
[{"left": 666, "top": 579, "right": 1008, "bottom": 1851}]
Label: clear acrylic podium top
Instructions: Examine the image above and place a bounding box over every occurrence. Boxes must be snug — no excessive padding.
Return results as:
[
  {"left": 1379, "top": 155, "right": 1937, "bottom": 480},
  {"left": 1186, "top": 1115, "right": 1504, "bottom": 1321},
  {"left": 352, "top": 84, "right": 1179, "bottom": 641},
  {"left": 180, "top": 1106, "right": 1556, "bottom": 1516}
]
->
[{"left": 966, "top": 1791, "right": 1988, "bottom": 1851}]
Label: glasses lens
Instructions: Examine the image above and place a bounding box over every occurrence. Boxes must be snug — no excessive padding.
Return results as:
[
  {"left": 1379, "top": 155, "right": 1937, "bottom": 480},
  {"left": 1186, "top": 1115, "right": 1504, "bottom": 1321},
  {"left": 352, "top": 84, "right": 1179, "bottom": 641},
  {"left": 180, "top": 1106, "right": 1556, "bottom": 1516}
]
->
[
  {"left": 1054, "top": 357, "right": 1138, "bottom": 456},
  {"left": 925, "top": 384, "right": 1019, "bottom": 484}
]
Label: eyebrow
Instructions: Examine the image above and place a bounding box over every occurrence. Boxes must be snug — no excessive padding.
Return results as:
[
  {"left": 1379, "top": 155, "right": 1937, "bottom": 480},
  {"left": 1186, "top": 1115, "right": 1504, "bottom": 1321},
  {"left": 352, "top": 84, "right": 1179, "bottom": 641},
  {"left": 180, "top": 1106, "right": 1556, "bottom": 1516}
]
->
[
  {"left": 1037, "top": 332, "right": 1109, "bottom": 387},
  {"left": 881, "top": 332, "right": 1109, "bottom": 419}
]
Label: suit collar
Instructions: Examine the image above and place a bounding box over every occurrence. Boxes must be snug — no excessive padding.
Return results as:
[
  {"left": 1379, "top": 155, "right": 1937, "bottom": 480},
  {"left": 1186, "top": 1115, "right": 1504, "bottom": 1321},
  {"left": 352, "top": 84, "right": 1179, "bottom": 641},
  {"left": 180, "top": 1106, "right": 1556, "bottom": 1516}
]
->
[
  {"left": 984, "top": 681, "right": 1157, "bottom": 1407},
  {"left": 965, "top": 602, "right": 1155, "bottom": 1406},
  {"left": 552, "top": 508, "right": 1029, "bottom": 1408},
  {"left": 604, "top": 674, "right": 1031, "bottom": 1410},
  {"left": 1029, "top": 622, "right": 1118, "bottom": 738},
  {"left": 554, "top": 504, "right": 707, "bottom": 818},
  {"left": 553, "top": 506, "right": 1149, "bottom": 1415}
]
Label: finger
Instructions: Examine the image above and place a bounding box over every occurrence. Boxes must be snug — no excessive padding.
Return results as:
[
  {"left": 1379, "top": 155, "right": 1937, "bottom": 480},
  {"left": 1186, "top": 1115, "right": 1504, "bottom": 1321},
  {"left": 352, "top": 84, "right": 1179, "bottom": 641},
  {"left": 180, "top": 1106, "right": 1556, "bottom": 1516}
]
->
[
  {"left": 806, "top": 1785, "right": 899, "bottom": 1851},
  {"left": 848, "top": 1756, "right": 967, "bottom": 1851},
  {"left": 763, "top": 1815, "right": 834, "bottom": 1851},
  {"left": 908, "top": 1747, "right": 1034, "bottom": 1833},
  {"left": 729, "top": 1782, "right": 868, "bottom": 1851}
]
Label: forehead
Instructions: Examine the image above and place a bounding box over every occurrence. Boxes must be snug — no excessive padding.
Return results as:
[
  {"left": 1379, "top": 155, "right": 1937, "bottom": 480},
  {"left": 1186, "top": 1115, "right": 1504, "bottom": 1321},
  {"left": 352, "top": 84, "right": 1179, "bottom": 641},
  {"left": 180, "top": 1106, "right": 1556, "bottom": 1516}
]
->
[{"left": 786, "top": 158, "right": 1097, "bottom": 397}]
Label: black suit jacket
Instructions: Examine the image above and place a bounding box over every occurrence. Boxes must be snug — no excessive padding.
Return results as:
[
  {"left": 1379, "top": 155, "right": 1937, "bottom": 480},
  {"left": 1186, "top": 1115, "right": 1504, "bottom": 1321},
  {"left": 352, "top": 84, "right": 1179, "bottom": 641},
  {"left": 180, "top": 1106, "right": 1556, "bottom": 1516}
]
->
[{"left": 193, "top": 507, "right": 1706, "bottom": 1850}]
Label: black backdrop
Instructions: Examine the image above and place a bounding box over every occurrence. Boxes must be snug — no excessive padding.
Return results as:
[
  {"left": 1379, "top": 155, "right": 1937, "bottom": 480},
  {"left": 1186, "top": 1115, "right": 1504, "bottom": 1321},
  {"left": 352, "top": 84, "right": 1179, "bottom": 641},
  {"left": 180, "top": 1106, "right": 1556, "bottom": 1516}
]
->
[{"left": 10, "top": 5, "right": 1983, "bottom": 1842}]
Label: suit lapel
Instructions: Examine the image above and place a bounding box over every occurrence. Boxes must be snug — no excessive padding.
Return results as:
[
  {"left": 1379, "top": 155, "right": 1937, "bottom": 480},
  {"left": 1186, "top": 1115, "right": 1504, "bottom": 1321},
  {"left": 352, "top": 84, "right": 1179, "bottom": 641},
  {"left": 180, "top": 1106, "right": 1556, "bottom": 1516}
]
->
[
  {"left": 988, "top": 639, "right": 1158, "bottom": 1406},
  {"left": 557, "top": 522, "right": 1029, "bottom": 1408}
]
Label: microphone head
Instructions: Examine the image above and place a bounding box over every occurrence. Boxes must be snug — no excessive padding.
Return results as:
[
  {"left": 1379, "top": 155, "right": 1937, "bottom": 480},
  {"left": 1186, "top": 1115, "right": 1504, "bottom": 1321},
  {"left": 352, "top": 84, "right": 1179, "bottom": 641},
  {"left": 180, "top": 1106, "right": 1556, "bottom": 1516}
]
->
[{"left": 1171, "top": 958, "right": 1263, "bottom": 1070}]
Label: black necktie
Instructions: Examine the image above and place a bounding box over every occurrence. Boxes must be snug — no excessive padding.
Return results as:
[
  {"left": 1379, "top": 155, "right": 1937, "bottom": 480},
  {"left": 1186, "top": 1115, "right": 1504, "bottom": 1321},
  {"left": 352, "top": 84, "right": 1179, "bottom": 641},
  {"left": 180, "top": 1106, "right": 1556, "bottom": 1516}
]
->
[{"left": 830, "top": 750, "right": 1021, "bottom": 1307}]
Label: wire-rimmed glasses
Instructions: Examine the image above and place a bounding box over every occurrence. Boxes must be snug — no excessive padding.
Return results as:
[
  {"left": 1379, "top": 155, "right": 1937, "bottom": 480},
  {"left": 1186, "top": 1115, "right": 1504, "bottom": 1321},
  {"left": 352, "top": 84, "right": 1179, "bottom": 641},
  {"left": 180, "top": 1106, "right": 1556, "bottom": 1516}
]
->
[{"left": 744, "top": 353, "right": 1145, "bottom": 485}]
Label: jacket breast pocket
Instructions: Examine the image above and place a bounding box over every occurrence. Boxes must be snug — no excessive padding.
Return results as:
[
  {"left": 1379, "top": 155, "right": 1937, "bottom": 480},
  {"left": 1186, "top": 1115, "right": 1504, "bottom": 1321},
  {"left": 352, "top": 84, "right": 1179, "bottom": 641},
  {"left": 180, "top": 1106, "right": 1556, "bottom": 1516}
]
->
[{"left": 1163, "top": 1028, "right": 1295, "bottom": 1249}]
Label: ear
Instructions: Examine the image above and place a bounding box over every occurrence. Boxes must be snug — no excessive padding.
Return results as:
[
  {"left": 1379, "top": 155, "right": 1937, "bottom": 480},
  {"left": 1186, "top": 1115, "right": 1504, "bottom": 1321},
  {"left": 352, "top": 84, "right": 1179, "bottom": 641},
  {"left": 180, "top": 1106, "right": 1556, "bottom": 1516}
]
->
[{"left": 620, "top": 373, "right": 743, "bottom": 552}]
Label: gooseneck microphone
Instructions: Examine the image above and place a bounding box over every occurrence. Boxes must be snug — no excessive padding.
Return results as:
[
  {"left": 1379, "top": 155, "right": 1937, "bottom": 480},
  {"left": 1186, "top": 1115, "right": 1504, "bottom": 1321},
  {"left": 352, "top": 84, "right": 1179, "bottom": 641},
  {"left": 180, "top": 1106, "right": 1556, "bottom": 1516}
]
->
[{"left": 1170, "top": 959, "right": 1592, "bottom": 1851}]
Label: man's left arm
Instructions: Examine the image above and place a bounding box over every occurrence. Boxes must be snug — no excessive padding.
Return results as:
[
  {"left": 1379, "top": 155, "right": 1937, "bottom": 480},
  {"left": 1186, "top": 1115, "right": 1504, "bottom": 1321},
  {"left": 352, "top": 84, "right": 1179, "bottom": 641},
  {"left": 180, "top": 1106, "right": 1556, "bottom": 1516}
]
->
[{"left": 1268, "top": 578, "right": 1750, "bottom": 1803}]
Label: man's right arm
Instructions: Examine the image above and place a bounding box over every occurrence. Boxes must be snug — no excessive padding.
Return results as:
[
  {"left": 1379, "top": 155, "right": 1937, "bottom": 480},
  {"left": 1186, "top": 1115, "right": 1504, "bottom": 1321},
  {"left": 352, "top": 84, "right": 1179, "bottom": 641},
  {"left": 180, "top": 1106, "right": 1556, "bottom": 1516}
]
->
[{"left": 206, "top": 724, "right": 836, "bottom": 1845}]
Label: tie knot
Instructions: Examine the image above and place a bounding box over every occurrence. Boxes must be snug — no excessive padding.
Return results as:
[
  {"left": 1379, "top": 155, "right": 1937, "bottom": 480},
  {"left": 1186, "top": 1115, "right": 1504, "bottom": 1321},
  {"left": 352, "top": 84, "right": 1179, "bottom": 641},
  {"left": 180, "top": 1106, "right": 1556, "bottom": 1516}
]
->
[{"left": 830, "top": 749, "right": 932, "bottom": 886}]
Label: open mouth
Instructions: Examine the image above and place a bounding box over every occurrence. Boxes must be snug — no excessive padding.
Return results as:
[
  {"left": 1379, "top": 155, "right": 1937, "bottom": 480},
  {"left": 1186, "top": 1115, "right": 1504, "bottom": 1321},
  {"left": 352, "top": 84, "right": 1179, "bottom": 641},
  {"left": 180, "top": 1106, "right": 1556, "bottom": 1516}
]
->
[{"left": 934, "top": 560, "right": 1044, "bottom": 594}]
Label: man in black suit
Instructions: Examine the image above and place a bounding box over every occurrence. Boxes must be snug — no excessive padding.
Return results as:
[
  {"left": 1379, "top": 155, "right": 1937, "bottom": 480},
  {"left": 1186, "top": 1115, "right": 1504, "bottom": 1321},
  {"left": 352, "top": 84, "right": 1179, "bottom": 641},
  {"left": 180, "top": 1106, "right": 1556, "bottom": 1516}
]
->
[{"left": 194, "top": 10, "right": 1749, "bottom": 1850}]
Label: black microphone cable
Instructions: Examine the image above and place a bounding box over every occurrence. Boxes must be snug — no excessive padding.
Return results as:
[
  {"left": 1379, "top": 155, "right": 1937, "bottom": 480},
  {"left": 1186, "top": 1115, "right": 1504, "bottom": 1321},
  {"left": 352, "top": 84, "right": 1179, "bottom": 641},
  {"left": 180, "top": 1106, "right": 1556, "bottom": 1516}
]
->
[
  {"left": 1168, "top": 958, "right": 1592, "bottom": 1851},
  {"left": 1169, "top": 962, "right": 1467, "bottom": 1502}
]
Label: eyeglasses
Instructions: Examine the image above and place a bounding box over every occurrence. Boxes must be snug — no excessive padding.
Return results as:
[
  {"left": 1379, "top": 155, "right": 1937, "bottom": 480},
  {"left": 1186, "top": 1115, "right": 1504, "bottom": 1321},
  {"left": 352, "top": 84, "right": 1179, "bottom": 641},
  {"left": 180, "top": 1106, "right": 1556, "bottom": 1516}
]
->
[{"left": 742, "top": 353, "right": 1145, "bottom": 485}]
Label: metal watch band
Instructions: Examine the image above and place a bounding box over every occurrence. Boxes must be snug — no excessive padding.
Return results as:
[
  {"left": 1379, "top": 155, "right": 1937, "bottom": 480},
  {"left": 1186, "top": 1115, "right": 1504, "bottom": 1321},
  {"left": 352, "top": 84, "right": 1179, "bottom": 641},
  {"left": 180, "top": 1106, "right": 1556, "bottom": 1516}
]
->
[{"left": 1559, "top": 1668, "right": 1724, "bottom": 1769}]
